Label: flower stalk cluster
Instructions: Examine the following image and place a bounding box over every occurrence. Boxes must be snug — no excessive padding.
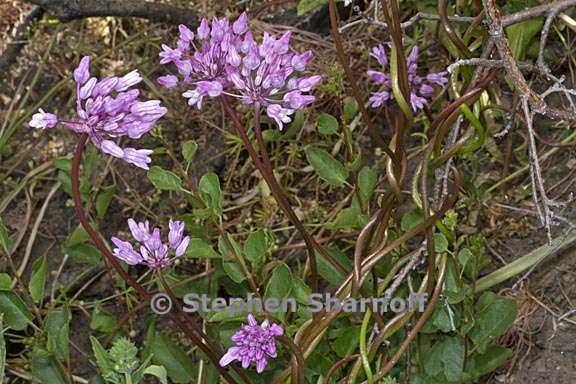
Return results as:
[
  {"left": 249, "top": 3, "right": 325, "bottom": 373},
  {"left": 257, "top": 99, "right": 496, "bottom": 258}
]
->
[
  {"left": 111, "top": 218, "right": 190, "bottom": 269},
  {"left": 158, "top": 14, "right": 320, "bottom": 129},
  {"left": 219, "top": 314, "right": 284, "bottom": 373},
  {"left": 30, "top": 56, "right": 167, "bottom": 169},
  {"left": 368, "top": 44, "right": 448, "bottom": 111}
]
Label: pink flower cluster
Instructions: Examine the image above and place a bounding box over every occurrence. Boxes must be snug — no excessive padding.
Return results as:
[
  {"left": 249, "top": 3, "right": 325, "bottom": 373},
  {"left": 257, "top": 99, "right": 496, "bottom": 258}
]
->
[
  {"left": 158, "top": 14, "right": 320, "bottom": 130},
  {"left": 111, "top": 218, "right": 190, "bottom": 270},
  {"left": 368, "top": 44, "right": 448, "bottom": 111},
  {"left": 29, "top": 56, "right": 166, "bottom": 169}
]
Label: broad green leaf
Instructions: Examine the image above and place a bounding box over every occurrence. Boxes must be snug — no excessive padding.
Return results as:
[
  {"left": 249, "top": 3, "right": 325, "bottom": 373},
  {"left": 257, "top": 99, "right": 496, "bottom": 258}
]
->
[
  {"left": 506, "top": 19, "right": 543, "bottom": 60},
  {"left": 433, "top": 233, "right": 449, "bottom": 253},
  {"left": 95, "top": 185, "right": 116, "bottom": 219},
  {"left": 64, "top": 225, "right": 91, "bottom": 248},
  {"left": 90, "top": 303, "right": 117, "bottom": 333},
  {"left": 326, "top": 207, "right": 368, "bottom": 230},
  {"left": 441, "top": 337, "right": 464, "bottom": 382},
  {"left": 182, "top": 140, "right": 198, "bottom": 167},
  {"left": 222, "top": 261, "right": 246, "bottom": 283},
  {"left": 463, "top": 345, "right": 512, "bottom": 381},
  {"left": 45, "top": 307, "right": 70, "bottom": 362},
  {"left": 52, "top": 157, "right": 72, "bottom": 172},
  {"left": 0, "top": 274, "right": 10, "bottom": 290},
  {"left": 317, "top": 246, "right": 352, "bottom": 286},
  {"left": 243, "top": 230, "right": 268, "bottom": 267},
  {"left": 264, "top": 263, "right": 292, "bottom": 301},
  {"left": 185, "top": 238, "right": 220, "bottom": 259},
  {"left": 150, "top": 332, "right": 195, "bottom": 383},
  {"left": 305, "top": 146, "right": 349, "bottom": 187},
  {"left": 357, "top": 166, "right": 378, "bottom": 207},
  {"left": 147, "top": 166, "right": 183, "bottom": 191},
  {"left": 29, "top": 255, "right": 47, "bottom": 302},
  {"left": 343, "top": 96, "right": 359, "bottom": 121},
  {"left": 0, "top": 291, "right": 33, "bottom": 330},
  {"left": 65, "top": 243, "right": 101, "bottom": 266},
  {"left": 199, "top": 172, "right": 222, "bottom": 215},
  {"left": 297, "top": 0, "right": 329, "bottom": 15},
  {"left": 331, "top": 326, "right": 360, "bottom": 358},
  {"left": 401, "top": 209, "right": 423, "bottom": 232},
  {"left": 316, "top": 113, "right": 339, "bottom": 135},
  {"left": 469, "top": 292, "right": 518, "bottom": 353},
  {"left": 31, "top": 349, "right": 67, "bottom": 384},
  {"left": 291, "top": 277, "right": 311, "bottom": 304}
]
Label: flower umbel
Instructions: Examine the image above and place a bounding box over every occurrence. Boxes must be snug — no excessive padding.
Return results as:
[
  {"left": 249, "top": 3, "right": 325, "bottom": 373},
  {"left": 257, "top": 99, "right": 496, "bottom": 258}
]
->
[
  {"left": 29, "top": 56, "right": 167, "bottom": 169},
  {"left": 367, "top": 44, "right": 448, "bottom": 111},
  {"left": 111, "top": 218, "right": 190, "bottom": 270},
  {"left": 219, "top": 313, "right": 283, "bottom": 373},
  {"left": 159, "top": 13, "right": 320, "bottom": 129}
]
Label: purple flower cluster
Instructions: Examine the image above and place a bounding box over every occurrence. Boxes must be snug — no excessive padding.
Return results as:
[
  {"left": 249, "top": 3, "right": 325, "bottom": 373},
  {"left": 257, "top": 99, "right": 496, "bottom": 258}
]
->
[
  {"left": 29, "top": 56, "right": 167, "bottom": 169},
  {"left": 219, "top": 314, "right": 283, "bottom": 373},
  {"left": 158, "top": 13, "right": 320, "bottom": 130},
  {"left": 111, "top": 218, "right": 190, "bottom": 270},
  {"left": 367, "top": 44, "right": 448, "bottom": 112}
]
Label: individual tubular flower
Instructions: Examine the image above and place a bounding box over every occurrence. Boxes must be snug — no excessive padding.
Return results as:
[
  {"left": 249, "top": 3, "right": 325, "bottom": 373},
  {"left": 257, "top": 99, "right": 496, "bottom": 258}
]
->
[
  {"left": 219, "top": 314, "right": 283, "bottom": 373},
  {"left": 111, "top": 218, "right": 190, "bottom": 270},
  {"left": 29, "top": 56, "right": 167, "bottom": 170},
  {"left": 157, "top": 14, "right": 249, "bottom": 108},
  {"left": 367, "top": 43, "right": 448, "bottom": 112}
]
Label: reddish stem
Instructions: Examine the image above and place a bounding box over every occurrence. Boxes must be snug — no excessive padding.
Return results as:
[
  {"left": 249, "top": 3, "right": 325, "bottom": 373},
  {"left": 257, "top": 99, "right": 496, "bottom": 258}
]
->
[{"left": 71, "top": 134, "right": 246, "bottom": 384}]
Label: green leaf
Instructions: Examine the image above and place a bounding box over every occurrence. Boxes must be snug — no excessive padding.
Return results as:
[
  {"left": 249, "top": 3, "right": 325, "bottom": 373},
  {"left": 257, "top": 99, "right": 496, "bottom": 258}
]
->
[
  {"left": 64, "top": 225, "right": 91, "bottom": 248},
  {"left": 65, "top": 243, "right": 102, "bottom": 266},
  {"left": 506, "top": 18, "right": 543, "bottom": 60},
  {"left": 199, "top": 172, "right": 222, "bottom": 216},
  {"left": 317, "top": 246, "right": 352, "bottom": 286},
  {"left": 150, "top": 332, "right": 195, "bottom": 383},
  {"left": 326, "top": 207, "right": 368, "bottom": 230},
  {"left": 243, "top": 230, "right": 268, "bottom": 267},
  {"left": 331, "top": 326, "right": 360, "bottom": 358},
  {"left": 0, "top": 291, "right": 33, "bottom": 330},
  {"left": 90, "top": 303, "right": 117, "bottom": 333},
  {"left": 147, "top": 166, "right": 183, "bottom": 191},
  {"left": 401, "top": 209, "right": 423, "bottom": 232},
  {"left": 433, "top": 233, "right": 449, "bottom": 253},
  {"left": 343, "top": 96, "right": 359, "bottom": 121},
  {"left": 0, "top": 219, "right": 11, "bottom": 252},
  {"left": 95, "top": 185, "right": 116, "bottom": 219},
  {"left": 264, "top": 263, "right": 293, "bottom": 302},
  {"left": 182, "top": 140, "right": 198, "bottom": 167},
  {"left": 222, "top": 261, "right": 246, "bottom": 283},
  {"left": 45, "top": 307, "right": 70, "bottom": 362},
  {"left": 0, "top": 274, "right": 10, "bottom": 290},
  {"left": 316, "top": 113, "right": 339, "bottom": 135},
  {"left": 357, "top": 166, "right": 378, "bottom": 207},
  {"left": 305, "top": 146, "right": 349, "bottom": 187},
  {"left": 291, "top": 277, "right": 312, "bottom": 304},
  {"left": 31, "top": 349, "right": 67, "bottom": 384},
  {"left": 441, "top": 337, "right": 464, "bottom": 382},
  {"left": 0, "top": 316, "right": 5, "bottom": 383},
  {"left": 469, "top": 292, "right": 518, "bottom": 353},
  {"left": 185, "top": 238, "right": 220, "bottom": 259},
  {"left": 143, "top": 365, "right": 168, "bottom": 384},
  {"left": 29, "top": 255, "right": 47, "bottom": 302},
  {"left": 52, "top": 157, "right": 72, "bottom": 172},
  {"left": 463, "top": 345, "right": 512, "bottom": 381},
  {"left": 297, "top": 0, "right": 329, "bottom": 15},
  {"left": 90, "top": 336, "right": 114, "bottom": 376}
]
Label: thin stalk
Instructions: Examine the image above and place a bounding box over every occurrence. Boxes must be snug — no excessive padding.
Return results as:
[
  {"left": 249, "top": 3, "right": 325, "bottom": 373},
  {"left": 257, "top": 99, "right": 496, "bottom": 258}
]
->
[
  {"left": 70, "top": 134, "right": 246, "bottom": 384},
  {"left": 221, "top": 97, "right": 347, "bottom": 290}
]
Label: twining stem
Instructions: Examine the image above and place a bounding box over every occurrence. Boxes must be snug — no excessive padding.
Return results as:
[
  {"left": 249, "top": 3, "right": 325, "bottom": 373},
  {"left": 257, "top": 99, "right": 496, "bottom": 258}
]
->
[
  {"left": 70, "top": 134, "right": 247, "bottom": 384},
  {"left": 220, "top": 97, "right": 347, "bottom": 291}
]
